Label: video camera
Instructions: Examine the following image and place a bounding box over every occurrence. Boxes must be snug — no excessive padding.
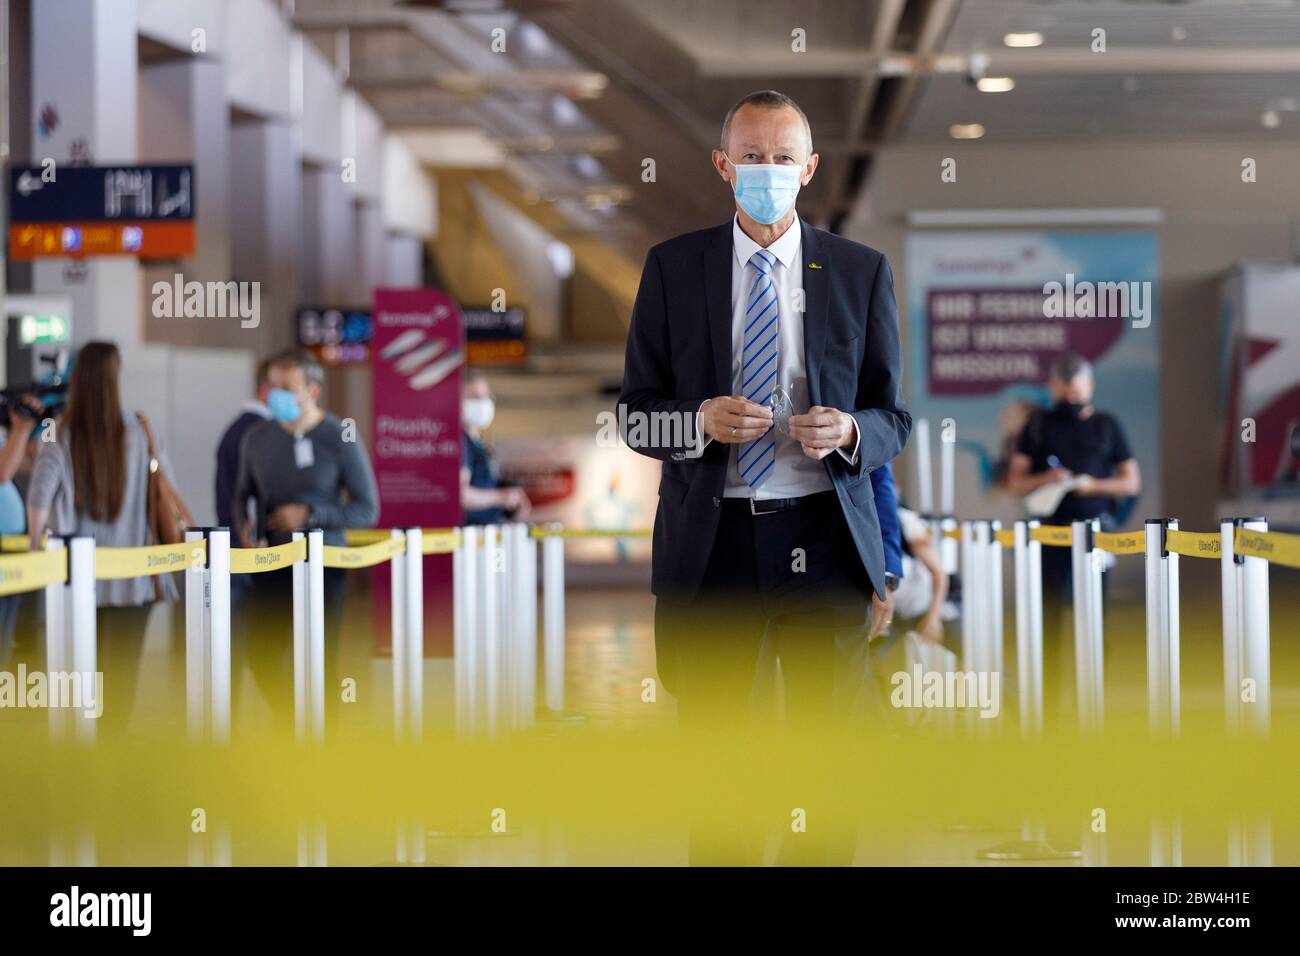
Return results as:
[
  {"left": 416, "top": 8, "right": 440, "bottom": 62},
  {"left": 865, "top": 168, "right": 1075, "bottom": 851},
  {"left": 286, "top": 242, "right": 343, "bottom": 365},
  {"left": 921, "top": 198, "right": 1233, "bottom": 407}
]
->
[{"left": 0, "top": 377, "right": 68, "bottom": 429}]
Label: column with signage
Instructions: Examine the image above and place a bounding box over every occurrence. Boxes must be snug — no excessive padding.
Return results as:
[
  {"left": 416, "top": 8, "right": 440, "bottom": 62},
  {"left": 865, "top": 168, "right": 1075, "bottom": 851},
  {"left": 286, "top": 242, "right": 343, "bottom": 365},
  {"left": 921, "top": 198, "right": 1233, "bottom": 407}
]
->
[{"left": 371, "top": 289, "right": 464, "bottom": 655}]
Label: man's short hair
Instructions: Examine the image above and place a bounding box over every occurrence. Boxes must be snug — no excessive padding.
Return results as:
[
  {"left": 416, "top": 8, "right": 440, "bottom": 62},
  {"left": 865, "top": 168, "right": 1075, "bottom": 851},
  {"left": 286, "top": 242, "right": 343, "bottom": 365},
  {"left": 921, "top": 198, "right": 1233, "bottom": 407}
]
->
[
  {"left": 271, "top": 349, "right": 325, "bottom": 388},
  {"left": 255, "top": 358, "right": 273, "bottom": 387},
  {"left": 720, "top": 90, "right": 813, "bottom": 157},
  {"left": 1050, "top": 353, "right": 1092, "bottom": 383}
]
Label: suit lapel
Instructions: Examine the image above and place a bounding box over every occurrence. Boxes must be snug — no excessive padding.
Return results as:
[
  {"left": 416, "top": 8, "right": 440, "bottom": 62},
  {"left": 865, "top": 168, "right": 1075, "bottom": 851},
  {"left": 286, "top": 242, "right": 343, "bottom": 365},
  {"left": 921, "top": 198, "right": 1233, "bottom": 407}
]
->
[
  {"left": 703, "top": 223, "right": 734, "bottom": 397},
  {"left": 800, "top": 218, "right": 830, "bottom": 407}
]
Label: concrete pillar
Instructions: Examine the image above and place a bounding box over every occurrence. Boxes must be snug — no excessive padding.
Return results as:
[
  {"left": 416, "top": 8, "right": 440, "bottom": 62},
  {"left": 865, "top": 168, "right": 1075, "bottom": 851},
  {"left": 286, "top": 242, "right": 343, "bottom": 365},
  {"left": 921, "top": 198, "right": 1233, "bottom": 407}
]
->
[{"left": 30, "top": 0, "right": 141, "bottom": 346}]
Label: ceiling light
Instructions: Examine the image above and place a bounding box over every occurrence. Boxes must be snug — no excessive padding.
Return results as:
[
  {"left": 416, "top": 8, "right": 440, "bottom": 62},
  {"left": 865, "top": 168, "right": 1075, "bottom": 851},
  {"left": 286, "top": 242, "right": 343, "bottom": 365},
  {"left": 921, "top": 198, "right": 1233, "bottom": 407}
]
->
[
  {"left": 976, "top": 77, "right": 1015, "bottom": 93},
  {"left": 1261, "top": 110, "right": 1281, "bottom": 129},
  {"left": 949, "top": 123, "right": 985, "bottom": 140},
  {"left": 1003, "top": 32, "right": 1043, "bottom": 48},
  {"left": 1171, "top": 26, "right": 1187, "bottom": 41}
]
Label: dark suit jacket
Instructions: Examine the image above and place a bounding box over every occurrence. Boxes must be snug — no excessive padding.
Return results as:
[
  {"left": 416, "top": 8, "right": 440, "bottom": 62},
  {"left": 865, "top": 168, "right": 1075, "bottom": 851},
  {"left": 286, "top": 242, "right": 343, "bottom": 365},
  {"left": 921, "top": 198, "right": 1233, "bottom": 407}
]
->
[{"left": 618, "top": 218, "right": 911, "bottom": 601}]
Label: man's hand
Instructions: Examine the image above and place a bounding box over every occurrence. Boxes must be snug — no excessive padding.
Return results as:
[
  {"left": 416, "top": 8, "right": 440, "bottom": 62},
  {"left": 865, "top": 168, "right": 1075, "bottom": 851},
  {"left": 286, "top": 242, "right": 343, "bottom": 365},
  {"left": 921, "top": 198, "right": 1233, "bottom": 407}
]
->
[
  {"left": 501, "top": 486, "right": 532, "bottom": 519},
  {"left": 1074, "top": 473, "right": 1096, "bottom": 495},
  {"left": 267, "top": 503, "right": 311, "bottom": 533},
  {"left": 788, "top": 406, "right": 855, "bottom": 460},
  {"left": 700, "top": 396, "right": 773, "bottom": 444},
  {"left": 868, "top": 589, "right": 894, "bottom": 641}
]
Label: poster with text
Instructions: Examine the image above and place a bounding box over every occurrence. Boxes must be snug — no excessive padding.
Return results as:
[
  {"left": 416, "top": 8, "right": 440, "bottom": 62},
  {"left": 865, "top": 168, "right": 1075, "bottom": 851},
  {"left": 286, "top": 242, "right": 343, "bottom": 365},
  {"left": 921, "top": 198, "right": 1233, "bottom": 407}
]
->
[
  {"left": 905, "top": 231, "right": 1160, "bottom": 537},
  {"left": 371, "top": 288, "right": 464, "bottom": 655}
]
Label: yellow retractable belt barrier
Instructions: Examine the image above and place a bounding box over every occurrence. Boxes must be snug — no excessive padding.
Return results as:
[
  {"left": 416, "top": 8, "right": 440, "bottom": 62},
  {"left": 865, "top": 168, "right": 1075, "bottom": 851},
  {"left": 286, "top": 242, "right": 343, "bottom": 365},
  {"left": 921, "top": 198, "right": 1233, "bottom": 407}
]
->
[
  {"left": 1030, "top": 525, "right": 1073, "bottom": 547},
  {"left": 0, "top": 534, "right": 32, "bottom": 551},
  {"left": 1234, "top": 528, "right": 1300, "bottom": 569},
  {"left": 529, "top": 527, "right": 652, "bottom": 540},
  {"left": 96, "top": 541, "right": 201, "bottom": 580},
  {"left": 0, "top": 548, "right": 67, "bottom": 595},
  {"left": 1165, "top": 529, "right": 1221, "bottom": 559},
  {"left": 422, "top": 530, "right": 460, "bottom": 555},
  {"left": 230, "top": 539, "right": 307, "bottom": 575},
  {"left": 1094, "top": 530, "right": 1146, "bottom": 555},
  {"left": 994, "top": 529, "right": 1015, "bottom": 547},
  {"left": 323, "top": 537, "right": 405, "bottom": 569},
  {"left": 942, "top": 528, "right": 960, "bottom": 541},
  {"left": 343, "top": 529, "right": 392, "bottom": 547}
]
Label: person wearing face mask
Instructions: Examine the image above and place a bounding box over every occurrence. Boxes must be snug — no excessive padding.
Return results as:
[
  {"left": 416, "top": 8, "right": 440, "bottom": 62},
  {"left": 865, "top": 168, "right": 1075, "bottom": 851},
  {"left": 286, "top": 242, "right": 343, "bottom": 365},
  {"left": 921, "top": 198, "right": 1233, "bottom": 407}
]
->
[
  {"left": 1006, "top": 353, "right": 1141, "bottom": 721},
  {"left": 461, "top": 368, "right": 530, "bottom": 525},
  {"left": 233, "top": 349, "right": 379, "bottom": 734},
  {"left": 618, "top": 90, "right": 910, "bottom": 865}
]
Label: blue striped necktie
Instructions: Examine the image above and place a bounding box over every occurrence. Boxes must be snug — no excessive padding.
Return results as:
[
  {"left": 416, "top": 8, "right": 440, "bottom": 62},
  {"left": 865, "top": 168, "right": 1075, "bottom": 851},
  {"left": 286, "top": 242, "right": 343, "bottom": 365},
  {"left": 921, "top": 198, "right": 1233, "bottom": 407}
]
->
[{"left": 738, "top": 248, "right": 778, "bottom": 490}]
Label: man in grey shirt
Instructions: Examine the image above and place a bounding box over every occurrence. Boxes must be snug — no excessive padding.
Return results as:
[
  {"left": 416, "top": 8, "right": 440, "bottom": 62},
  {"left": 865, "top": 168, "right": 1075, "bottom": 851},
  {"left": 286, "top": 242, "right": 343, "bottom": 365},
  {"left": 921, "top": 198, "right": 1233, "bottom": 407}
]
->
[{"left": 233, "top": 350, "right": 378, "bottom": 734}]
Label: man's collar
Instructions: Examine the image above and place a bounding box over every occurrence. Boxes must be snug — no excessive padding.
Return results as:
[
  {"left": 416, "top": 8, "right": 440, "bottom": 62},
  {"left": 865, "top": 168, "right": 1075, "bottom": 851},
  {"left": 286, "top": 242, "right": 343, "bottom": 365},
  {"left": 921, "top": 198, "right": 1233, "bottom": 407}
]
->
[
  {"left": 732, "top": 214, "right": 801, "bottom": 269},
  {"left": 243, "top": 399, "right": 272, "bottom": 419}
]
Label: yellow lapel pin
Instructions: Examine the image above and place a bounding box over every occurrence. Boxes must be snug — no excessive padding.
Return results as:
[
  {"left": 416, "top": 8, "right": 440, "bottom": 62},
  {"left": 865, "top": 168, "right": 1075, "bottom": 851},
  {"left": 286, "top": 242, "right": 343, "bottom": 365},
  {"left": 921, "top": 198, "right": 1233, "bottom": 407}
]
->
[{"left": 807, "top": 262, "right": 822, "bottom": 269}]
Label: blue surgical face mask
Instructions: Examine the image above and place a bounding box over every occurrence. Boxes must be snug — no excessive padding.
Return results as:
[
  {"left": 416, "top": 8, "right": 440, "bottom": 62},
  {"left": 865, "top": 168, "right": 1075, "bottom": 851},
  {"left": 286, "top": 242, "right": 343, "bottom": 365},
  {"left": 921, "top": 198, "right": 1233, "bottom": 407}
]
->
[
  {"left": 727, "top": 156, "right": 803, "bottom": 225},
  {"left": 267, "top": 387, "right": 302, "bottom": 422}
]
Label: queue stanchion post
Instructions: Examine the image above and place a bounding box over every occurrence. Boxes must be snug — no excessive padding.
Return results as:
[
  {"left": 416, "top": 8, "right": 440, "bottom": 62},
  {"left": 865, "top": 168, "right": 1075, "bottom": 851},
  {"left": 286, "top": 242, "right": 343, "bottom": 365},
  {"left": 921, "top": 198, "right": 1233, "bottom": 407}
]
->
[
  {"left": 507, "top": 524, "right": 525, "bottom": 729},
  {"left": 67, "top": 536, "right": 97, "bottom": 745},
  {"left": 43, "top": 536, "right": 68, "bottom": 741},
  {"left": 452, "top": 525, "right": 465, "bottom": 736},
  {"left": 1086, "top": 518, "right": 1105, "bottom": 733},
  {"left": 1239, "top": 518, "right": 1270, "bottom": 737},
  {"left": 987, "top": 520, "right": 1004, "bottom": 721},
  {"left": 307, "top": 529, "right": 326, "bottom": 744},
  {"left": 914, "top": 418, "right": 934, "bottom": 516},
  {"left": 959, "top": 521, "right": 977, "bottom": 674},
  {"left": 481, "top": 524, "right": 500, "bottom": 737},
  {"left": 390, "top": 528, "right": 407, "bottom": 742},
  {"left": 184, "top": 529, "right": 208, "bottom": 741},
  {"left": 292, "top": 530, "right": 307, "bottom": 742},
  {"left": 404, "top": 527, "right": 424, "bottom": 743},
  {"left": 978, "top": 519, "right": 1079, "bottom": 861},
  {"left": 459, "top": 525, "right": 479, "bottom": 738},
  {"left": 1070, "top": 520, "right": 1094, "bottom": 735},
  {"left": 524, "top": 524, "right": 538, "bottom": 725},
  {"left": 542, "top": 524, "right": 566, "bottom": 715},
  {"left": 1144, "top": 518, "right": 1181, "bottom": 739},
  {"left": 1219, "top": 519, "right": 1241, "bottom": 735},
  {"left": 209, "top": 529, "right": 232, "bottom": 744}
]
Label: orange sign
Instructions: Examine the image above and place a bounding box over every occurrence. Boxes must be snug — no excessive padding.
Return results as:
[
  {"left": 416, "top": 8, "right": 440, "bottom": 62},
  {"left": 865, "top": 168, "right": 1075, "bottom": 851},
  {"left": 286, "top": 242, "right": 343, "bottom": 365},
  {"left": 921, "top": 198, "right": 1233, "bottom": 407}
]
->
[{"left": 8, "top": 221, "right": 195, "bottom": 260}]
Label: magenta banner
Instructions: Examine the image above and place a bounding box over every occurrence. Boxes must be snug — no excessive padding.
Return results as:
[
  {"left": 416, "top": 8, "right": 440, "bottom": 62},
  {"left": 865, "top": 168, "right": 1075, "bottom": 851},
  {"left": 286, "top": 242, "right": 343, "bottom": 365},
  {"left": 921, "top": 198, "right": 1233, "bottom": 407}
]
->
[{"left": 371, "top": 287, "right": 463, "bottom": 655}]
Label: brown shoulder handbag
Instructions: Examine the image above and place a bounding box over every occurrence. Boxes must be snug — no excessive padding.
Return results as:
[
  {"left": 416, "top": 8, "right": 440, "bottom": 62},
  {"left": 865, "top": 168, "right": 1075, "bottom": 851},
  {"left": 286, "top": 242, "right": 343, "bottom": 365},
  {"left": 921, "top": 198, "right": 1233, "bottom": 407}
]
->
[{"left": 136, "top": 414, "right": 194, "bottom": 546}]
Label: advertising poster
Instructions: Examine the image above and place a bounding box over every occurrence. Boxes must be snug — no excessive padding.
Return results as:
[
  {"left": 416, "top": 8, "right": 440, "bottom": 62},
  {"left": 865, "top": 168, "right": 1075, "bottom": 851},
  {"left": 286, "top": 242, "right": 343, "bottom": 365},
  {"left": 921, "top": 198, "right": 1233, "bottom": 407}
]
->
[
  {"left": 371, "top": 288, "right": 464, "bottom": 654},
  {"left": 904, "top": 231, "right": 1161, "bottom": 538}
]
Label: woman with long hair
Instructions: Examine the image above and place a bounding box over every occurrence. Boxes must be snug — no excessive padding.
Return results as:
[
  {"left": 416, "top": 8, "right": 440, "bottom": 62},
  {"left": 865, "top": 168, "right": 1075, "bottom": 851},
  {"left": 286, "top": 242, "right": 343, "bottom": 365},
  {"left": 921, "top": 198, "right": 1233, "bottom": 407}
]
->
[{"left": 27, "top": 341, "right": 178, "bottom": 738}]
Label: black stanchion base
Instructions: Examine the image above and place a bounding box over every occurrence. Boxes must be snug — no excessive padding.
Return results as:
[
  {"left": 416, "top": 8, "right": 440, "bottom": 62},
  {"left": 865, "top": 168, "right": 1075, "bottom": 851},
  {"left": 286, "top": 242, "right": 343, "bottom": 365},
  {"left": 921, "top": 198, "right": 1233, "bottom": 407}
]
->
[{"left": 976, "top": 838, "right": 1082, "bottom": 861}]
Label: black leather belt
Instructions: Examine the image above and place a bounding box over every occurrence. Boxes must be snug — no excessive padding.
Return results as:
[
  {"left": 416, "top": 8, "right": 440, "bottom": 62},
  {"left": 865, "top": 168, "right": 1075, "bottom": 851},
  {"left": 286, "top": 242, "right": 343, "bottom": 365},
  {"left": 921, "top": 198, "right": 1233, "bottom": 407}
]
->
[{"left": 724, "top": 490, "right": 837, "bottom": 516}]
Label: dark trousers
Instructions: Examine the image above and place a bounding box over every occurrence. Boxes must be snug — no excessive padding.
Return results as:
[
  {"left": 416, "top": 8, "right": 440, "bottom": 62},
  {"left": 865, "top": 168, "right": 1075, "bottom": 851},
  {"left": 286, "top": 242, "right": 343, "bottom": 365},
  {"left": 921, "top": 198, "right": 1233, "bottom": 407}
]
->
[
  {"left": 235, "top": 567, "right": 347, "bottom": 737},
  {"left": 654, "top": 491, "right": 875, "bottom": 865}
]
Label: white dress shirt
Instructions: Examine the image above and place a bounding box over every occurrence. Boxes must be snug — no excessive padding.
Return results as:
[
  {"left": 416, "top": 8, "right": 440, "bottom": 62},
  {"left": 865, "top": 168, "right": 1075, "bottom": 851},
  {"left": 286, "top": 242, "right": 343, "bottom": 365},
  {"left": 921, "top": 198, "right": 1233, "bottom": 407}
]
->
[{"left": 696, "top": 216, "right": 859, "bottom": 499}]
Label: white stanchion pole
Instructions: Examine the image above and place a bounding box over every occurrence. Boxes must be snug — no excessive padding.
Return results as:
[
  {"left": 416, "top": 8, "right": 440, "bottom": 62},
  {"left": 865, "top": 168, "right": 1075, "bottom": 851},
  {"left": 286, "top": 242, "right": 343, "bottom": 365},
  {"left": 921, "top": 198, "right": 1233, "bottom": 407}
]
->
[
  {"left": 522, "top": 526, "right": 538, "bottom": 727},
  {"left": 1089, "top": 519, "right": 1105, "bottom": 732},
  {"left": 404, "top": 528, "right": 423, "bottom": 743},
  {"left": 209, "top": 529, "right": 232, "bottom": 744},
  {"left": 459, "top": 525, "right": 479, "bottom": 738},
  {"left": 939, "top": 517, "right": 958, "bottom": 577},
  {"left": 44, "top": 537, "right": 68, "bottom": 741},
  {"left": 390, "top": 528, "right": 406, "bottom": 742},
  {"left": 307, "top": 529, "right": 325, "bottom": 744},
  {"left": 1239, "top": 518, "right": 1270, "bottom": 737},
  {"left": 1219, "top": 519, "right": 1240, "bottom": 735},
  {"left": 481, "top": 525, "right": 500, "bottom": 736},
  {"left": 292, "top": 530, "right": 307, "bottom": 742},
  {"left": 1143, "top": 518, "right": 1181, "bottom": 739},
  {"left": 452, "top": 526, "right": 465, "bottom": 736},
  {"left": 939, "top": 427, "right": 955, "bottom": 517},
  {"left": 987, "top": 521, "right": 1004, "bottom": 710},
  {"left": 185, "top": 529, "right": 208, "bottom": 741},
  {"left": 1070, "top": 520, "right": 1093, "bottom": 734},
  {"left": 1013, "top": 521, "right": 1032, "bottom": 737},
  {"left": 542, "top": 526, "right": 566, "bottom": 714},
  {"left": 508, "top": 524, "right": 525, "bottom": 729},
  {"left": 915, "top": 418, "right": 934, "bottom": 516},
  {"left": 67, "top": 537, "right": 97, "bottom": 745},
  {"left": 959, "top": 521, "right": 978, "bottom": 673},
  {"left": 1026, "top": 521, "right": 1044, "bottom": 733}
]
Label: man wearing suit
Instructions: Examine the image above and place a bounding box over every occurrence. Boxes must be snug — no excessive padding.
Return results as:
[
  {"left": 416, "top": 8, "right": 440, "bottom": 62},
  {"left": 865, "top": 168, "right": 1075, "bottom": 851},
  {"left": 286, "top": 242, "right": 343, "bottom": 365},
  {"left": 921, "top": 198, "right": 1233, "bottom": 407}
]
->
[{"left": 618, "top": 91, "right": 910, "bottom": 861}]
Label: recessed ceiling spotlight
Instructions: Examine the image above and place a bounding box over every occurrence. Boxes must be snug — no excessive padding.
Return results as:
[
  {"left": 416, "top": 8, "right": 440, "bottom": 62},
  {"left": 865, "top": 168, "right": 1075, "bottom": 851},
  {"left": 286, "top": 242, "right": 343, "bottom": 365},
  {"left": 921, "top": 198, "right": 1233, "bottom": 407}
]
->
[
  {"left": 1261, "top": 110, "right": 1281, "bottom": 129},
  {"left": 976, "top": 77, "right": 1015, "bottom": 93},
  {"left": 1003, "top": 32, "right": 1043, "bottom": 48},
  {"left": 949, "top": 123, "right": 986, "bottom": 140},
  {"left": 1171, "top": 26, "right": 1188, "bottom": 41}
]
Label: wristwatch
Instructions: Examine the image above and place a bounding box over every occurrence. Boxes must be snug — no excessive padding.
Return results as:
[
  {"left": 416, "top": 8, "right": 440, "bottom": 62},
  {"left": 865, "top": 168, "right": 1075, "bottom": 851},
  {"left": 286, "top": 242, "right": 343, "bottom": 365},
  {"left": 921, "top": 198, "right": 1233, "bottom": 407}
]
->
[{"left": 884, "top": 572, "right": 901, "bottom": 593}]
